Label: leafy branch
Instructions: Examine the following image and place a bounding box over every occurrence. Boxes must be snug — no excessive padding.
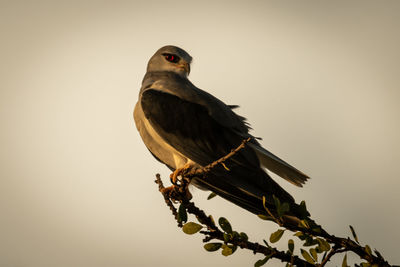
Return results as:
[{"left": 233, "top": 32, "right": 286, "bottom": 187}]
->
[
  {"left": 154, "top": 139, "right": 394, "bottom": 267},
  {"left": 155, "top": 174, "right": 314, "bottom": 267}
]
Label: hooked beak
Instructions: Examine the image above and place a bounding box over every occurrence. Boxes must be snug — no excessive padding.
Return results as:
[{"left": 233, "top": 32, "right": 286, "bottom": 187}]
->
[{"left": 178, "top": 62, "right": 190, "bottom": 75}]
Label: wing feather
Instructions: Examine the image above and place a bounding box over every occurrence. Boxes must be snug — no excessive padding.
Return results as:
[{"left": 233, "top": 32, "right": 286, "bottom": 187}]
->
[
  {"left": 140, "top": 89, "right": 300, "bottom": 209},
  {"left": 140, "top": 89, "right": 258, "bottom": 168}
]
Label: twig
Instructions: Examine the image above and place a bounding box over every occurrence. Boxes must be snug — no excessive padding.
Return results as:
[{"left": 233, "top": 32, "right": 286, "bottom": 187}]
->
[
  {"left": 185, "top": 137, "right": 252, "bottom": 177},
  {"left": 154, "top": 174, "right": 182, "bottom": 227},
  {"left": 204, "top": 137, "right": 251, "bottom": 172},
  {"left": 271, "top": 219, "right": 391, "bottom": 266},
  {"left": 262, "top": 196, "right": 283, "bottom": 226},
  {"left": 153, "top": 138, "right": 394, "bottom": 267},
  {"left": 155, "top": 173, "right": 314, "bottom": 267},
  {"left": 318, "top": 246, "right": 346, "bottom": 267}
]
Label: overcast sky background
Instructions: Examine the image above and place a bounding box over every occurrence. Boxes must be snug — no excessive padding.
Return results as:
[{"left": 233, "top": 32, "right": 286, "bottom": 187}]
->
[{"left": 1, "top": 1, "right": 399, "bottom": 266}]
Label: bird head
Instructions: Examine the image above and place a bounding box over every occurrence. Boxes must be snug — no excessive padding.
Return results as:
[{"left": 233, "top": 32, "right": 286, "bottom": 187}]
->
[{"left": 146, "top": 45, "right": 192, "bottom": 77}]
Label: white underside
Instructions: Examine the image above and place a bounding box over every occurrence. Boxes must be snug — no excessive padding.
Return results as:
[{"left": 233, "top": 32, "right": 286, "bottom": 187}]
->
[{"left": 135, "top": 102, "right": 196, "bottom": 170}]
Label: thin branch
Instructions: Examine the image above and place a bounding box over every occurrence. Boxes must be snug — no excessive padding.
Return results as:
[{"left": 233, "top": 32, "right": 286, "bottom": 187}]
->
[
  {"left": 203, "top": 137, "right": 252, "bottom": 172},
  {"left": 153, "top": 138, "right": 394, "bottom": 267},
  {"left": 184, "top": 137, "right": 252, "bottom": 177},
  {"left": 155, "top": 173, "right": 314, "bottom": 267},
  {"left": 154, "top": 174, "right": 181, "bottom": 227},
  {"left": 262, "top": 196, "right": 283, "bottom": 226},
  {"left": 318, "top": 246, "right": 347, "bottom": 267}
]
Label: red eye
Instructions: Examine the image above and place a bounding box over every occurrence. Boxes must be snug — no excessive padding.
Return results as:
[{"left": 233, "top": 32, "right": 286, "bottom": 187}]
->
[
  {"left": 167, "top": 55, "right": 175, "bottom": 61},
  {"left": 163, "top": 53, "right": 180, "bottom": 63}
]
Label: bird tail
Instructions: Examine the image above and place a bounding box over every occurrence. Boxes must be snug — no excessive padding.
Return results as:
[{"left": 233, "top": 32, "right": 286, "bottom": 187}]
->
[
  {"left": 191, "top": 172, "right": 327, "bottom": 234},
  {"left": 248, "top": 142, "right": 309, "bottom": 187},
  {"left": 191, "top": 168, "right": 309, "bottom": 221}
]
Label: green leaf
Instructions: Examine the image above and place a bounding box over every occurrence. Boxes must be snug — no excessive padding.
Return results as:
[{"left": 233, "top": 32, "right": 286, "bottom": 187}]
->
[
  {"left": 218, "top": 217, "right": 232, "bottom": 234},
  {"left": 298, "top": 200, "right": 309, "bottom": 218},
  {"left": 177, "top": 203, "right": 187, "bottom": 223},
  {"left": 207, "top": 192, "right": 217, "bottom": 200},
  {"left": 342, "top": 253, "right": 348, "bottom": 267},
  {"left": 240, "top": 232, "right": 248, "bottom": 242},
  {"left": 204, "top": 243, "right": 222, "bottom": 252},
  {"left": 282, "top": 202, "right": 290, "bottom": 212},
  {"left": 257, "top": 214, "right": 269, "bottom": 220},
  {"left": 365, "top": 245, "right": 372, "bottom": 256},
  {"left": 349, "top": 225, "right": 359, "bottom": 243},
  {"left": 232, "top": 231, "right": 240, "bottom": 241},
  {"left": 310, "top": 248, "right": 318, "bottom": 262},
  {"left": 360, "top": 263, "right": 372, "bottom": 267},
  {"left": 231, "top": 245, "right": 238, "bottom": 254},
  {"left": 316, "top": 238, "right": 331, "bottom": 252},
  {"left": 374, "top": 249, "right": 383, "bottom": 258},
  {"left": 311, "top": 226, "right": 322, "bottom": 234},
  {"left": 299, "top": 219, "right": 310, "bottom": 229},
  {"left": 223, "top": 233, "right": 231, "bottom": 242},
  {"left": 273, "top": 195, "right": 281, "bottom": 209},
  {"left": 221, "top": 244, "right": 235, "bottom": 256},
  {"left": 270, "top": 229, "right": 285, "bottom": 243},
  {"left": 294, "top": 231, "right": 307, "bottom": 240},
  {"left": 262, "top": 196, "right": 268, "bottom": 211},
  {"left": 221, "top": 245, "right": 232, "bottom": 256},
  {"left": 288, "top": 239, "right": 294, "bottom": 254},
  {"left": 277, "top": 202, "right": 290, "bottom": 217},
  {"left": 182, "top": 222, "right": 203, "bottom": 235},
  {"left": 303, "top": 236, "right": 318, "bottom": 247},
  {"left": 208, "top": 215, "right": 215, "bottom": 226},
  {"left": 301, "top": 249, "right": 315, "bottom": 264},
  {"left": 254, "top": 254, "right": 272, "bottom": 267}
]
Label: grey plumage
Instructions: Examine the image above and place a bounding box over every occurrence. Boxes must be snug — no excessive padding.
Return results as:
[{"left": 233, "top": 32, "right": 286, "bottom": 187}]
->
[{"left": 134, "top": 45, "right": 310, "bottom": 217}]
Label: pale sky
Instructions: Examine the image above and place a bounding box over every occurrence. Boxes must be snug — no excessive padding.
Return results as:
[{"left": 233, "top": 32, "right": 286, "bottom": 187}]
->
[{"left": 1, "top": 1, "right": 399, "bottom": 266}]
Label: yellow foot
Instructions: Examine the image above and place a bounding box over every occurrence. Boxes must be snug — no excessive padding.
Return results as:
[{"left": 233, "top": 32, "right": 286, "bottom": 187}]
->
[{"left": 170, "top": 163, "right": 192, "bottom": 185}]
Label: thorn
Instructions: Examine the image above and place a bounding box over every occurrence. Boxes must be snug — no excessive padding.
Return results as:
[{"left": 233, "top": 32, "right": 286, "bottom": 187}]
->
[{"left": 221, "top": 162, "right": 230, "bottom": 171}]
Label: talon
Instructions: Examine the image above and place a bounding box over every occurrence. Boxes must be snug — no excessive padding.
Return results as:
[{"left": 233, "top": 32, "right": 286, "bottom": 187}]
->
[
  {"left": 169, "top": 163, "right": 192, "bottom": 184},
  {"left": 170, "top": 176, "right": 178, "bottom": 185}
]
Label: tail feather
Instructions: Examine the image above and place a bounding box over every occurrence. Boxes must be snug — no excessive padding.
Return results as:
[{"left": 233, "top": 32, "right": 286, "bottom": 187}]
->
[
  {"left": 192, "top": 176, "right": 266, "bottom": 215},
  {"left": 248, "top": 142, "right": 309, "bottom": 187},
  {"left": 191, "top": 169, "right": 307, "bottom": 220}
]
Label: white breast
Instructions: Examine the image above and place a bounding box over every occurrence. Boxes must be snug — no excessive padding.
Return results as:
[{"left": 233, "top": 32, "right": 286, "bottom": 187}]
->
[{"left": 134, "top": 101, "right": 189, "bottom": 169}]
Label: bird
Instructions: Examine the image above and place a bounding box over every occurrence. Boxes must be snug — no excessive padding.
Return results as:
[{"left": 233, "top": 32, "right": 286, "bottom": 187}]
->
[{"left": 134, "top": 45, "right": 310, "bottom": 220}]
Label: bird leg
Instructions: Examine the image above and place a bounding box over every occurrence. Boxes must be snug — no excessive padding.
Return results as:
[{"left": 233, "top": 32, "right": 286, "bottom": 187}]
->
[
  {"left": 170, "top": 163, "right": 192, "bottom": 185},
  {"left": 159, "top": 163, "right": 194, "bottom": 202}
]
